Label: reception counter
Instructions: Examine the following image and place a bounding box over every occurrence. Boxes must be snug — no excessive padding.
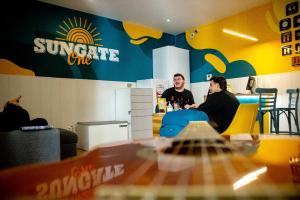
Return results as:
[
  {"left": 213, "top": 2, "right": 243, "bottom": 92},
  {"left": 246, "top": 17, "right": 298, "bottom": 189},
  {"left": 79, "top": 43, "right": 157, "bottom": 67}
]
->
[
  {"left": 236, "top": 94, "right": 270, "bottom": 134},
  {"left": 235, "top": 94, "right": 259, "bottom": 104}
]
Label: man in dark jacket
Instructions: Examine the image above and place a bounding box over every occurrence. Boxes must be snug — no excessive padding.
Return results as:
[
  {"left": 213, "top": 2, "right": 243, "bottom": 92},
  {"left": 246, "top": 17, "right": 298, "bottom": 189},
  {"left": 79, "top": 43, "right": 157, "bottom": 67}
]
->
[{"left": 196, "top": 76, "right": 239, "bottom": 133}]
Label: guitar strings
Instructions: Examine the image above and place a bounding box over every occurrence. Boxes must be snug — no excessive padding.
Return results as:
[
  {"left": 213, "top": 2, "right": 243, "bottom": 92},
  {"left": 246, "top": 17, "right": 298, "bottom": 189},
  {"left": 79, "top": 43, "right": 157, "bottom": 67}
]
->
[
  {"left": 175, "top": 123, "right": 219, "bottom": 199},
  {"left": 140, "top": 129, "right": 190, "bottom": 199},
  {"left": 200, "top": 130, "right": 218, "bottom": 200},
  {"left": 120, "top": 135, "right": 187, "bottom": 198},
  {"left": 172, "top": 138, "right": 196, "bottom": 200},
  {"left": 174, "top": 122, "right": 219, "bottom": 199},
  {"left": 122, "top": 155, "right": 156, "bottom": 184}
]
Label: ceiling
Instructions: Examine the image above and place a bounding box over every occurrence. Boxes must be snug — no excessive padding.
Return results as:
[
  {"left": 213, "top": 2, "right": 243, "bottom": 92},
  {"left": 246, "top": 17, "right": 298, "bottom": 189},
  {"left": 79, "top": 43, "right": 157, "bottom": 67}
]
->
[{"left": 39, "top": 0, "right": 272, "bottom": 35}]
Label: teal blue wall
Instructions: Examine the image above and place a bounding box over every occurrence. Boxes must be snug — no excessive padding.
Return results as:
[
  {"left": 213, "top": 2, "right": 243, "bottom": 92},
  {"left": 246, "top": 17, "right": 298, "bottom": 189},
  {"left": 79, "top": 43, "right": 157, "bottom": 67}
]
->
[
  {"left": 0, "top": 1, "right": 257, "bottom": 83},
  {"left": 0, "top": 1, "right": 174, "bottom": 82}
]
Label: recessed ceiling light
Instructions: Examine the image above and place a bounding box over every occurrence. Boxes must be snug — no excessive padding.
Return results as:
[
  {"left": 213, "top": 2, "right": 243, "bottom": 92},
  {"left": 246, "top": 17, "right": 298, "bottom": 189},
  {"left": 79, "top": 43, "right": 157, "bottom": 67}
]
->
[{"left": 166, "top": 18, "right": 171, "bottom": 22}]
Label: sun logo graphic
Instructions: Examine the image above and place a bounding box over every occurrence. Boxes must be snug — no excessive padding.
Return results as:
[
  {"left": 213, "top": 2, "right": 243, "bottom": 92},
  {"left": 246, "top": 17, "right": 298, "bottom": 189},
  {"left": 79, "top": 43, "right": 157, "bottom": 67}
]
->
[
  {"left": 56, "top": 17, "right": 102, "bottom": 47},
  {"left": 34, "top": 17, "right": 119, "bottom": 66}
]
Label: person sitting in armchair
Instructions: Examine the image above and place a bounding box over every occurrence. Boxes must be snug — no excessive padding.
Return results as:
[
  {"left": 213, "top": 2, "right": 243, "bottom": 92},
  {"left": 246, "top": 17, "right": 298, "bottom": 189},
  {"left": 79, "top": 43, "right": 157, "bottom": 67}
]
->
[
  {"left": 196, "top": 76, "right": 239, "bottom": 133},
  {"left": 0, "top": 96, "right": 48, "bottom": 131}
]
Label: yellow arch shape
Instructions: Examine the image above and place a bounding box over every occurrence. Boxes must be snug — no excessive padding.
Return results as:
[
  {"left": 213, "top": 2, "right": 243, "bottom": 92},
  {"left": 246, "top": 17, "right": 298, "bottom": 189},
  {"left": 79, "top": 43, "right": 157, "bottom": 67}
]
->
[
  {"left": 0, "top": 59, "right": 35, "bottom": 76},
  {"left": 265, "top": 11, "right": 280, "bottom": 34},
  {"left": 123, "top": 21, "right": 163, "bottom": 45},
  {"left": 204, "top": 54, "right": 227, "bottom": 73},
  {"left": 67, "top": 28, "right": 94, "bottom": 44},
  {"left": 130, "top": 38, "right": 148, "bottom": 45},
  {"left": 265, "top": 0, "right": 294, "bottom": 34}
]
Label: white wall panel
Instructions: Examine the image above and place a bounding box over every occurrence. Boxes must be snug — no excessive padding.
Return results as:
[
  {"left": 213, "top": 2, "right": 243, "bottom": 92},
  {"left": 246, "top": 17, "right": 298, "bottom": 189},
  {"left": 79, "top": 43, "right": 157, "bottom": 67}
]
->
[
  {"left": 153, "top": 46, "right": 190, "bottom": 90},
  {"left": 0, "top": 74, "right": 135, "bottom": 130}
]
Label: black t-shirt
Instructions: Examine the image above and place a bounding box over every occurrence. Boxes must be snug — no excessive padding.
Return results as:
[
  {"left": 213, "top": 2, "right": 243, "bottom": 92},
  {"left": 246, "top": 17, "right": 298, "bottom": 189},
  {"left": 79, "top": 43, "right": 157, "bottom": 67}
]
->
[
  {"left": 161, "top": 87, "right": 195, "bottom": 109},
  {"left": 197, "top": 90, "right": 239, "bottom": 133}
]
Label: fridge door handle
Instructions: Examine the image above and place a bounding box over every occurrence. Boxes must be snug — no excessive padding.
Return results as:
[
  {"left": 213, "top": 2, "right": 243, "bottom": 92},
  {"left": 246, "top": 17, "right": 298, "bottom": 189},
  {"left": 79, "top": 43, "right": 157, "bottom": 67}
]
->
[{"left": 119, "top": 124, "right": 128, "bottom": 128}]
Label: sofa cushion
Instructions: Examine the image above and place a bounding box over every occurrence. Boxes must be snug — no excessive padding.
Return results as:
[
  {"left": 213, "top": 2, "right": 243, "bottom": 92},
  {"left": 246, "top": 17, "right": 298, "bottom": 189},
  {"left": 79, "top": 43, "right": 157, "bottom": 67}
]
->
[
  {"left": 58, "top": 128, "right": 78, "bottom": 144},
  {"left": 0, "top": 128, "right": 60, "bottom": 168},
  {"left": 58, "top": 128, "right": 78, "bottom": 160}
]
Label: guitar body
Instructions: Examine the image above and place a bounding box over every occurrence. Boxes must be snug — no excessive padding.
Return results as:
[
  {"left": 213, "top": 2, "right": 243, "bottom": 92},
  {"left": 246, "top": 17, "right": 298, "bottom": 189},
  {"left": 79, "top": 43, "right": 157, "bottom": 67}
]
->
[{"left": 0, "top": 122, "right": 299, "bottom": 199}]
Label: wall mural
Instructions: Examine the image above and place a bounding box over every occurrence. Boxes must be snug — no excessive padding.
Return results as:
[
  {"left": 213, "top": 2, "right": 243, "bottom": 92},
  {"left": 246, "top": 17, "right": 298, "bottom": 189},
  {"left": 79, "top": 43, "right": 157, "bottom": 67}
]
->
[
  {"left": 279, "top": 1, "right": 300, "bottom": 66},
  {"left": 189, "top": 48, "right": 256, "bottom": 83},
  {"left": 176, "top": 0, "right": 300, "bottom": 83},
  {"left": 174, "top": 32, "right": 257, "bottom": 83},
  {"left": 1, "top": 1, "right": 299, "bottom": 83},
  {"left": 122, "top": 21, "right": 163, "bottom": 45},
  {"left": 0, "top": 1, "right": 173, "bottom": 82}
]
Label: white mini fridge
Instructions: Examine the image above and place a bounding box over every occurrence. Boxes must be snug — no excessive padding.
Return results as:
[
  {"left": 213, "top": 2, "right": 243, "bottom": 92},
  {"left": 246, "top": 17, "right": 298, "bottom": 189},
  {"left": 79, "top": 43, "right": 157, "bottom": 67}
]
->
[{"left": 76, "top": 121, "right": 128, "bottom": 151}]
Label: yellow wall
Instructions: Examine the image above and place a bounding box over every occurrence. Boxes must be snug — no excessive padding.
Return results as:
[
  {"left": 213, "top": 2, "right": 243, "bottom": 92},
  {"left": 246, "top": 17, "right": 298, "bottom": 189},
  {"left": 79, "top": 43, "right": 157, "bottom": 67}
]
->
[{"left": 185, "top": 0, "right": 300, "bottom": 76}]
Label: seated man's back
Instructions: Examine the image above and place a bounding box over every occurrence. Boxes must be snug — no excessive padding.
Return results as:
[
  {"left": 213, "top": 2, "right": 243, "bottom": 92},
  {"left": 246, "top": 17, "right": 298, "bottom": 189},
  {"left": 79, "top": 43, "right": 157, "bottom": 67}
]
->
[
  {"left": 197, "top": 76, "right": 239, "bottom": 133},
  {"left": 197, "top": 90, "right": 239, "bottom": 133}
]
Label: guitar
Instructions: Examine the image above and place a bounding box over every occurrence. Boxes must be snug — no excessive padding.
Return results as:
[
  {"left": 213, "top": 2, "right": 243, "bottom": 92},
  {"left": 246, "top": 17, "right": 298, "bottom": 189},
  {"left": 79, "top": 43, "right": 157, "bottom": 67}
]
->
[
  {"left": 0, "top": 122, "right": 299, "bottom": 199},
  {"left": 95, "top": 121, "right": 300, "bottom": 199}
]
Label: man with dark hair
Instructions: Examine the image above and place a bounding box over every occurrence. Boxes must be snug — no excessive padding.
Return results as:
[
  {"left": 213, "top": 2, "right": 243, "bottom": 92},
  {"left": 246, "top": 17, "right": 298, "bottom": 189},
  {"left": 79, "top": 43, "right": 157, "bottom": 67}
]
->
[
  {"left": 161, "top": 73, "right": 195, "bottom": 109},
  {"left": 196, "top": 76, "right": 239, "bottom": 133}
]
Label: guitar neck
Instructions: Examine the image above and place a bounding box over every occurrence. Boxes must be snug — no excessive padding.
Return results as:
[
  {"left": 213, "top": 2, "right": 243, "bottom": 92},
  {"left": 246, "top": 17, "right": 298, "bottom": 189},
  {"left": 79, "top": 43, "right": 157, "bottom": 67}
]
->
[{"left": 176, "top": 121, "right": 223, "bottom": 140}]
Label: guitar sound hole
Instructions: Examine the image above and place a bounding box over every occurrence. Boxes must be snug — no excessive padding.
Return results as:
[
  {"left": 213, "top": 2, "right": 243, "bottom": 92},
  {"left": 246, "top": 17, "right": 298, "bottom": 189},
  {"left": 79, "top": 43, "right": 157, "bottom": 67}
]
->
[{"left": 162, "top": 145, "right": 232, "bottom": 156}]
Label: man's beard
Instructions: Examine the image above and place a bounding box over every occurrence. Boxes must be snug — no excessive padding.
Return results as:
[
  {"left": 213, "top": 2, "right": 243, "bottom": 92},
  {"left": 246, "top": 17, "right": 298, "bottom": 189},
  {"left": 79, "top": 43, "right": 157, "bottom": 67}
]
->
[{"left": 174, "top": 84, "right": 184, "bottom": 90}]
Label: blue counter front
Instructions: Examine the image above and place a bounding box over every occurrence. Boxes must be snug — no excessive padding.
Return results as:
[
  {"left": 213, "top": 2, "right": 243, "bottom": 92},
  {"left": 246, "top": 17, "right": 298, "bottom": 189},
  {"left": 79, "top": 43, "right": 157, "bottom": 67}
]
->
[
  {"left": 235, "top": 94, "right": 271, "bottom": 133},
  {"left": 236, "top": 95, "right": 259, "bottom": 104}
]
